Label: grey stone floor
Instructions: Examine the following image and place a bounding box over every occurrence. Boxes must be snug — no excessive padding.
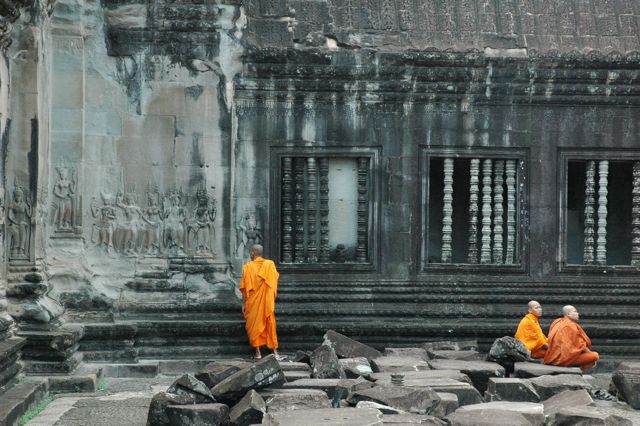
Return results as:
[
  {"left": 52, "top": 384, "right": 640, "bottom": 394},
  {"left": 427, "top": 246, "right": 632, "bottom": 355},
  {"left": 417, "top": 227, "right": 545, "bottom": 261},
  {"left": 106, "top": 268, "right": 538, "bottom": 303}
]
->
[{"left": 26, "top": 377, "right": 175, "bottom": 426}]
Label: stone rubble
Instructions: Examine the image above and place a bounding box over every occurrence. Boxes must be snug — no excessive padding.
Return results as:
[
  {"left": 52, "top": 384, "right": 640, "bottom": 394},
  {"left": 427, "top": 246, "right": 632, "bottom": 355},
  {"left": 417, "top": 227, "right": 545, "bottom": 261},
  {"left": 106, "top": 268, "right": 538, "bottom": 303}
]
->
[{"left": 143, "top": 331, "right": 640, "bottom": 426}]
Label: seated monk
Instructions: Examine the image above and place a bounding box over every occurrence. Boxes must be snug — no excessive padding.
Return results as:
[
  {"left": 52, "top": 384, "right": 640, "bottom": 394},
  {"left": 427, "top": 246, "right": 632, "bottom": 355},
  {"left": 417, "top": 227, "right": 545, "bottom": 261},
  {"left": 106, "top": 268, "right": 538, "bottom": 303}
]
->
[
  {"left": 514, "top": 300, "right": 548, "bottom": 359},
  {"left": 544, "top": 305, "right": 599, "bottom": 372}
]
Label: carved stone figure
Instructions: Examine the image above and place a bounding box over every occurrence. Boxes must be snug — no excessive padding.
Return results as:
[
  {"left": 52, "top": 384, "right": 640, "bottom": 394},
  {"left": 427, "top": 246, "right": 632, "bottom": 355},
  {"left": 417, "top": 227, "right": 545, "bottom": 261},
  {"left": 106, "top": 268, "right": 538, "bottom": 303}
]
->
[
  {"left": 7, "top": 185, "right": 31, "bottom": 257},
  {"left": 162, "top": 191, "right": 186, "bottom": 253},
  {"left": 235, "top": 210, "right": 263, "bottom": 257},
  {"left": 144, "top": 191, "right": 162, "bottom": 255},
  {"left": 90, "top": 191, "right": 116, "bottom": 252},
  {"left": 333, "top": 244, "right": 347, "bottom": 263},
  {"left": 187, "top": 187, "right": 217, "bottom": 255},
  {"left": 51, "top": 164, "right": 76, "bottom": 231},
  {"left": 117, "top": 192, "right": 151, "bottom": 256}
]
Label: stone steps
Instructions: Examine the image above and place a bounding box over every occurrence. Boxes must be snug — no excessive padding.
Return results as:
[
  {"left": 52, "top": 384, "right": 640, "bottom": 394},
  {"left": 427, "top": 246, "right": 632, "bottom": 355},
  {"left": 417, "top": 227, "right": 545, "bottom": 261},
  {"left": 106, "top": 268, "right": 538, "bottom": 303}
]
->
[
  {"left": 0, "top": 338, "right": 25, "bottom": 389},
  {"left": 0, "top": 379, "right": 48, "bottom": 426}
]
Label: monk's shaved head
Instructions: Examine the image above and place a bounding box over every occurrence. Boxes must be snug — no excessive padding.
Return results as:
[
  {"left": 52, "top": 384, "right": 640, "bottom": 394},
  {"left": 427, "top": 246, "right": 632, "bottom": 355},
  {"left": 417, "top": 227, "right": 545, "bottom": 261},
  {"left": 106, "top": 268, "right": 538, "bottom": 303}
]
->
[
  {"left": 250, "top": 244, "right": 263, "bottom": 258},
  {"left": 527, "top": 300, "right": 542, "bottom": 317},
  {"left": 563, "top": 305, "right": 580, "bottom": 321}
]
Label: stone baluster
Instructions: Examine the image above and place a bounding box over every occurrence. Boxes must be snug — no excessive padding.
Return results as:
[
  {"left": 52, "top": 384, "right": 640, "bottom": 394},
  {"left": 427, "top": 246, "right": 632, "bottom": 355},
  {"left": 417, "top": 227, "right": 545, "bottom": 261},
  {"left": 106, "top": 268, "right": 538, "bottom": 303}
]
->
[
  {"left": 281, "top": 157, "right": 293, "bottom": 263},
  {"left": 480, "top": 159, "right": 493, "bottom": 264},
  {"left": 467, "top": 159, "right": 480, "bottom": 263},
  {"left": 583, "top": 160, "right": 596, "bottom": 265},
  {"left": 596, "top": 160, "right": 609, "bottom": 265},
  {"left": 293, "top": 158, "right": 306, "bottom": 262},
  {"left": 307, "top": 158, "right": 318, "bottom": 263},
  {"left": 493, "top": 160, "right": 504, "bottom": 264},
  {"left": 318, "top": 158, "right": 330, "bottom": 263},
  {"left": 505, "top": 160, "right": 516, "bottom": 264},
  {"left": 441, "top": 158, "right": 454, "bottom": 263},
  {"left": 356, "top": 157, "right": 369, "bottom": 263},
  {"left": 632, "top": 162, "right": 640, "bottom": 266}
]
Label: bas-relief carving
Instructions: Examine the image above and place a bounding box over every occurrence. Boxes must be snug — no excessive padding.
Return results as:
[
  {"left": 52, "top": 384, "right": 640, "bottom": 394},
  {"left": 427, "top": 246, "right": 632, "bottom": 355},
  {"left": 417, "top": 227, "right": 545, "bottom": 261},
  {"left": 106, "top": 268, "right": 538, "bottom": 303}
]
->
[
  {"left": 235, "top": 209, "right": 263, "bottom": 258},
  {"left": 51, "top": 163, "right": 77, "bottom": 233},
  {"left": 90, "top": 185, "right": 217, "bottom": 258},
  {"left": 7, "top": 184, "right": 31, "bottom": 259}
]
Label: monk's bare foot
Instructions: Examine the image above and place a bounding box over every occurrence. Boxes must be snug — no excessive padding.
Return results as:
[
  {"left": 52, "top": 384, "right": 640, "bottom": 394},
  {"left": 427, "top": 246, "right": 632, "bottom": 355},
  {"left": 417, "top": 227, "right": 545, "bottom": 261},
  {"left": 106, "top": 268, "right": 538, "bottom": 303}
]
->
[{"left": 254, "top": 348, "right": 262, "bottom": 360}]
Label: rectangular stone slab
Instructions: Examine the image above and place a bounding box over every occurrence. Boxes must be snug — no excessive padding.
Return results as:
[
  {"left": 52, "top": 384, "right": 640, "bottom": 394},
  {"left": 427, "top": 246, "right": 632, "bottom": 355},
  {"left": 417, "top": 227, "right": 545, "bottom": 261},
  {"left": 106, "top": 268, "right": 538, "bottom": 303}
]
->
[
  {"left": 211, "top": 355, "right": 285, "bottom": 405},
  {"left": 323, "top": 330, "right": 382, "bottom": 360},
  {"left": 427, "top": 360, "right": 506, "bottom": 394},
  {"left": 261, "top": 407, "right": 383, "bottom": 426},
  {"left": 514, "top": 362, "right": 582, "bottom": 378}
]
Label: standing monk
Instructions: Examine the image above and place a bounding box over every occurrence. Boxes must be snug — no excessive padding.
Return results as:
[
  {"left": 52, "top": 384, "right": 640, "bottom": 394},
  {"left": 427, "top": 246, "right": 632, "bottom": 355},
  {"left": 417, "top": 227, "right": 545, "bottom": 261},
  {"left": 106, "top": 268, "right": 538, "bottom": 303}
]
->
[
  {"left": 514, "top": 300, "right": 548, "bottom": 359},
  {"left": 544, "top": 305, "right": 599, "bottom": 371},
  {"left": 240, "top": 244, "right": 280, "bottom": 360}
]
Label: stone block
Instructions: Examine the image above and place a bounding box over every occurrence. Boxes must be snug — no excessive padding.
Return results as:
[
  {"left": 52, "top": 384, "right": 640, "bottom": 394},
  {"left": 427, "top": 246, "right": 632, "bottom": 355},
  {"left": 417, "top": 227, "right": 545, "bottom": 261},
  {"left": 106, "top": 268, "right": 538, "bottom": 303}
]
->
[
  {"left": 355, "top": 400, "right": 406, "bottom": 414},
  {"left": 284, "top": 371, "right": 310, "bottom": 381},
  {"left": 347, "top": 384, "right": 441, "bottom": 414},
  {"left": 433, "top": 392, "right": 458, "bottom": 417},
  {"left": 381, "top": 413, "right": 446, "bottom": 425},
  {"left": 553, "top": 406, "right": 632, "bottom": 426},
  {"left": 370, "top": 356, "right": 430, "bottom": 373},
  {"left": 427, "top": 360, "right": 506, "bottom": 393},
  {"left": 611, "top": 370, "right": 640, "bottom": 409},
  {"left": 427, "top": 350, "right": 481, "bottom": 361},
  {"left": 279, "top": 361, "right": 311, "bottom": 373},
  {"left": 261, "top": 407, "right": 383, "bottom": 426},
  {"left": 423, "top": 341, "right": 478, "bottom": 352},
  {"left": 0, "top": 379, "right": 48, "bottom": 426},
  {"left": 323, "top": 330, "right": 382, "bottom": 360},
  {"left": 448, "top": 401, "right": 544, "bottom": 426},
  {"left": 195, "top": 360, "right": 251, "bottom": 388},
  {"left": 338, "top": 357, "right": 373, "bottom": 378},
  {"left": 103, "top": 363, "right": 158, "bottom": 378},
  {"left": 383, "top": 347, "right": 429, "bottom": 361},
  {"left": 529, "top": 373, "right": 592, "bottom": 401},
  {"left": 310, "top": 344, "right": 346, "bottom": 379},
  {"left": 261, "top": 388, "right": 332, "bottom": 412},
  {"left": 23, "top": 352, "right": 82, "bottom": 375},
  {"left": 167, "top": 374, "right": 215, "bottom": 403},
  {"left": 542, "top": 389, "right": 594, "bottom": 417},
  {"left": 146, "top": 391, "right": 196, "bottom": 426},
  {"left": 229, "top": 390, "right": 266, "bottom": 426},
  {"left": 211, "top": 355, "right": 285, "bottom": 405},
  {"left": 166, "top": 403, "right": 230, "bottom": 426},
  {"left": 370, "top": 370, "right": 472, "bottom": 384},
  {"left": 281, "top": 378, "right": 371, "bottom": 400},
  {"left": 514, "top": 362, "right": 582, "bottom": 378},
  {"left": 485, "top": 378, "right": 540, "bottom": 402},
  {"left": 48, "top": 374, "right": 98, "bottom": 393}
]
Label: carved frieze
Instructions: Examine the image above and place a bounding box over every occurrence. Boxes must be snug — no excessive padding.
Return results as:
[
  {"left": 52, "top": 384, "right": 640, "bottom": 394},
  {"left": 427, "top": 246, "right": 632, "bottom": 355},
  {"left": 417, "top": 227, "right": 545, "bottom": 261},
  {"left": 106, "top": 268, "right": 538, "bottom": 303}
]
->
[
  {"left": 235, "top": 209, "right": 263, "bottom": 258},
  {"left": 7, "top": 183, "right": 31, "bottom": 260},
  {"left": 51, "top": 163, "right": 77, "bottom": 234}
]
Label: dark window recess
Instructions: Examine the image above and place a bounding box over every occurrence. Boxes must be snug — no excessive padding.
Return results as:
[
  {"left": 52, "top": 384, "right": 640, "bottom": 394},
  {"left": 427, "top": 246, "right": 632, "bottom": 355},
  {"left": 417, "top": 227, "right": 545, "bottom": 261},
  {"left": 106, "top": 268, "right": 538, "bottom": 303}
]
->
[
  {"left": 279, "top": 156, "right": 371, "bottom": 264},
  {"left": 566, "top": 160, "right": 634, "bottom": 266},
  {"left": 427, "top": 157, "right": 523, "bottom": 266}
]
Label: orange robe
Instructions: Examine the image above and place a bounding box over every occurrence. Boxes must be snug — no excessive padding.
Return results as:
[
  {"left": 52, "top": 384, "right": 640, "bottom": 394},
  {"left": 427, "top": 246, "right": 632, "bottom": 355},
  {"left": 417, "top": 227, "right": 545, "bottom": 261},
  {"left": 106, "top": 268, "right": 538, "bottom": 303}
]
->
[
  {"left": 514, "top": 313, "right": 548, "bottom": 358},
  {"left": 240, "top": 257, "right": 279, "bottom": 349},
  {"left": 544, "top": 317, "right": 599, "bottom": 371}
]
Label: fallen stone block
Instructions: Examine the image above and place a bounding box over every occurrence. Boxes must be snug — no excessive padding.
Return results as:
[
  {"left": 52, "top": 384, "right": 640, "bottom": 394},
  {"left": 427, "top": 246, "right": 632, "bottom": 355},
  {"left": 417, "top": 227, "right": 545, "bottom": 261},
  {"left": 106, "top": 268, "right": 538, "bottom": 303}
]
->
[
  {"left": 284, "top": 370, "right": 310, "bottom": 381},
  {"left": 166, "top": 403, "right": 230, "bottom": 426},
  {"left": 282, "top": 377, "right": 373, "bottom": 400},
  {"left": 427, "top": 350, "right": 481, "bottom": 361},
  {"left": 261, "top": 407, "right": 383, "bottom": 426},
  {"left": 195, "top": 360, "right": 252, "bottom": 388},
  {"left": 615, "top": 361, "right": 640, "bottom": 372},
  {"left": 373, "top": 376, "right": 482, "bottom": 406},
  {"left": 310, "top": 344, "right": 346, "bottom": 379},
  {"left": 229, "top": 390, "right": 266, "bottom": 426},
  {"left": 167, "top": 374, "right": 215, "bottom": 403},
  {"left": 381, "top": 413, "right": 446, "bottom": 425},
  {"left": 447, "top": 401, "right": 544, "bottom": 426},
  {"left": 592, "top": 400, "right": 640, "bottom": 424},
  {"left": 433, "top": 392, "right": 458, "bottom": 417},
  {"left": 323, "top": 330, "right": 382, "bottom": 360},
  {"left": 279, "top": 361, "right": 311, "bottom": 373},
  {"left": 261, "top": 388, "right": 332, "bottom": 413},
  {"left": 369, "top": 369, "right": 472, "bottom": 384},
  {"left": 423, "top": 340, "right": 478, "bottom": 352},
  {"left": 338, "top": 357, "right": 373, "bottom": 378},
  {"left": 553, "top": 406, "right": 632, "bottom": 426},
  {"left": 513, "top": 362, "right": 582, "bottom": 378},
  {"left": 542, "top": 389, "right": 594, "bottom": 419},
  {"left": 611, "top": 369, "right": 640, "bottom": 409},
  {"left": 529, "top": 373, "right": 592, "bottom": 401},
  {"left": 292, "top": 351, "right": 311, "bottom": 364},
  {"left": 146, "top": 392, "right": 196, "bottom": 426},
  {"left": 355, "top": 400, "right": 406, "bottom": 414},
  {"left": 427, "top": 359, "right": 506, "bottom": 393},
  {"left": 485, "top": 378, "right": 540, "bottom": 402},
  {"left": 347, "top": 384, "right": 441, "bottom": 414},
  {"left": 370, "top": 356, "right": 430, "bottom": 373},
  {"left": 383, "top": 347, "right": 429, "bottom": 361},
  {"left": 211, "top": 355, "right": 285, "bottom": 405}
]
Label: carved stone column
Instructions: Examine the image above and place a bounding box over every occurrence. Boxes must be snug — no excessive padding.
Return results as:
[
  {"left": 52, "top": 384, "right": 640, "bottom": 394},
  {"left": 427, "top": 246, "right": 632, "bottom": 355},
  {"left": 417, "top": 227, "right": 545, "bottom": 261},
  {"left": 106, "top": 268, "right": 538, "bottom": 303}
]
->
[
  {"left": 281, "top": 157, "right": 293, "bottom": 263},
  {"left": 583, "top": 160, "right": 596, "bottom": 264},
  {"left": 596, "top": 160, "right": 609, "bottom": 265},
  {"left": 293, "top": 158, "right": 306, "bottom": 262},
  {"left": 356, "top": 157, "right": 369, "bottom": 263},
  {"left": 307, "top": 158, "right": 318, "bottom": 263},
  {"left": 505, "top": 160, "right": 516, "bottom": 264},
  {"left": 318, "top": 158, "right": 330, "bottom": 263},
  {"left": 492, "top": 161, "right": 504, "bottom": 264},
  {"left": 632, "top": 162, "right": 640, "bottom": 266},
  {"left": 441, "top": 158, "right": 454, "bottom": 263},
  {"left": 467, "top": 158, "right": 480, "bottom": 263},
  {"left": 480, "top": 159, "right": 493, "bottom": 264}
]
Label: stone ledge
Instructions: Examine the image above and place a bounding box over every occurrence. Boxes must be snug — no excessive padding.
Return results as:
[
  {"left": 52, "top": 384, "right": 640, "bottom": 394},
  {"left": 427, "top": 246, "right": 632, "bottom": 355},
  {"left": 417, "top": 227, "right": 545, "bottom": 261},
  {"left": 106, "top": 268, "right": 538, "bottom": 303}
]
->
[{"left": 0, "top": 379, "right": 48, "bottom": 426}]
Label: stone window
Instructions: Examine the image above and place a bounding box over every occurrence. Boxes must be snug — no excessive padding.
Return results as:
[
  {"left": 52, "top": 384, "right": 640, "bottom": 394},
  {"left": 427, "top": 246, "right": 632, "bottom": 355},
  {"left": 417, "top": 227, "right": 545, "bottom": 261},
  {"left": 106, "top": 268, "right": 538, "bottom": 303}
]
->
[
  {"left": 562, "top": 154, "right": 640, "bottom": 269},
  {"left": 423, "top": 150, "right": 528, "bottom": 271},
  {"left": 272, "top": 150, "right": 378, "bottom": 270}
]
